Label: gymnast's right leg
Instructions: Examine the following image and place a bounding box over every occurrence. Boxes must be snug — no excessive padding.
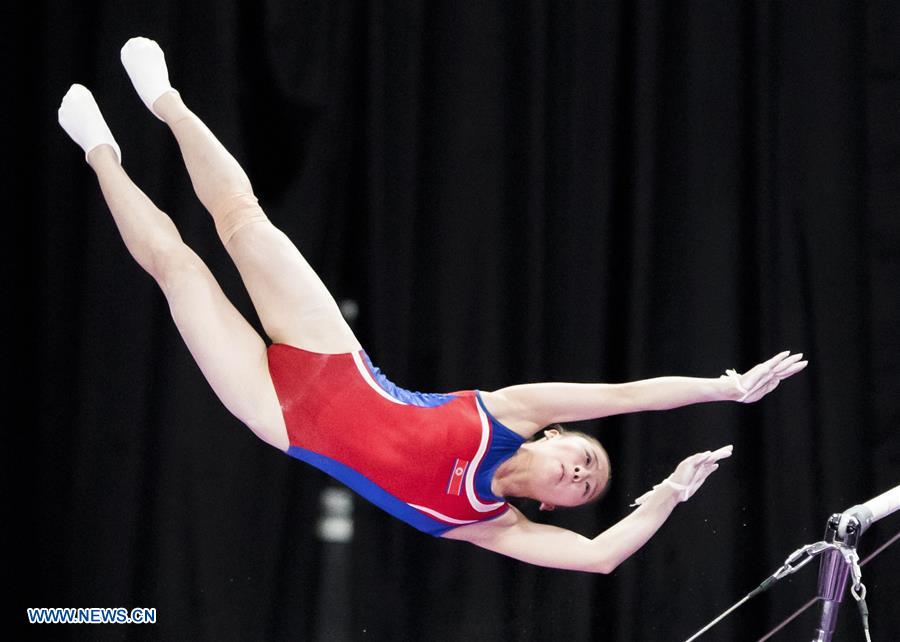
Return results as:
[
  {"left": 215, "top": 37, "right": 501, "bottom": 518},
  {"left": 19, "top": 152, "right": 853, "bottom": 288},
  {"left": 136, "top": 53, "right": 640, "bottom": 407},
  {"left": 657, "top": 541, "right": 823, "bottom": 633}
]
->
[
  {"left": 57, "top": 85, "right": 289, "bottom": 451},
  {"left": 119, "top": 37, "right": 361, "bottom": 355}
]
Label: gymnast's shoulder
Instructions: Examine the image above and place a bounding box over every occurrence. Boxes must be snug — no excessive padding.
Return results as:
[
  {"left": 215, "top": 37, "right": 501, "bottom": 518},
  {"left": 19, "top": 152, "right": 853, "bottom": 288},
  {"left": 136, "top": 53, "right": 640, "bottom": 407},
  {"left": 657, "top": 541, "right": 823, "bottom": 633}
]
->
[{"left": 440, "top": 504, "right": 522, "bottom": 542}]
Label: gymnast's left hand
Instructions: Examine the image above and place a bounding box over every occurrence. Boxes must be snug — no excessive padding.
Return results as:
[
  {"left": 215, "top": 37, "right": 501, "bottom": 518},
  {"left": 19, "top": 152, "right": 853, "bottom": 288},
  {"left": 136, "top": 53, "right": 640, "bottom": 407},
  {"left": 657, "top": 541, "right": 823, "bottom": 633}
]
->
[
  {"left": 721, "top": 351, "right": 808, "bottom": 403},
  {"left": 632, "top": 445, "right": 733, "bottom": 506}
]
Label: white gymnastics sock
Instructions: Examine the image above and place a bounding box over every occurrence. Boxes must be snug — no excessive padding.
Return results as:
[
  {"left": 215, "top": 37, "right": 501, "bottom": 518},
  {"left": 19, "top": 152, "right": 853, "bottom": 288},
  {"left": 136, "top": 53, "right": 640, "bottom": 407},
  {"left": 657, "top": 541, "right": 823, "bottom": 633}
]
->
[
  {"left": 57, "top": 84, "right": 122, "bottom": 164},
  {"left": 120, "top": 37, "right": 178, "bottom": 121}
]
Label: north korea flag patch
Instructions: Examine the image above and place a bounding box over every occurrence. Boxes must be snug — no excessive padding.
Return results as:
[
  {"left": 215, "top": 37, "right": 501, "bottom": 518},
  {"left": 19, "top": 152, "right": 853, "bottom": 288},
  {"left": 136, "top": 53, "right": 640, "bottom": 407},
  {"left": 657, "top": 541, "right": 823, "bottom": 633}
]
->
[{"left": 445, "top": 458, "right": 469, "bottom": 495}]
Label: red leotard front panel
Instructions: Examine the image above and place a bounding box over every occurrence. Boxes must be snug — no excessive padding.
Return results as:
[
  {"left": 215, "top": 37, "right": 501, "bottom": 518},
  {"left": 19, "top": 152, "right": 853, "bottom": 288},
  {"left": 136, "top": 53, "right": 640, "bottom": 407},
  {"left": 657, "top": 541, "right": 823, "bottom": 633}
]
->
[{"left": 266, "top": 343, "right": 509, "bottom": 533}]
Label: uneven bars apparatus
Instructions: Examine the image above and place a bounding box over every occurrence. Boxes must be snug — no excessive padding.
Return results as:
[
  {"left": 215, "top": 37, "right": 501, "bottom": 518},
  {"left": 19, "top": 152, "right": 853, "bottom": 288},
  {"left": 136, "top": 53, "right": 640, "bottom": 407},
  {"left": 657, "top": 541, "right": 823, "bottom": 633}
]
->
[
  {"left": 684, "top": 482, "right": 900, "bottom": 641},
  {"left": 812, "top": 482, "right": 900, "bottom": 641}
]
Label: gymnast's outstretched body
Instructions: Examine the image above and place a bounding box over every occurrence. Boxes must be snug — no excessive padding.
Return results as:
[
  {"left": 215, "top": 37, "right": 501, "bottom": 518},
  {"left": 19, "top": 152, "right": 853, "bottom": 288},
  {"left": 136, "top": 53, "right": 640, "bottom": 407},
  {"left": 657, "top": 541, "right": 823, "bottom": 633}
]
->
[{"left": 58, "top": 37, "right": 807, "bottom": 573}]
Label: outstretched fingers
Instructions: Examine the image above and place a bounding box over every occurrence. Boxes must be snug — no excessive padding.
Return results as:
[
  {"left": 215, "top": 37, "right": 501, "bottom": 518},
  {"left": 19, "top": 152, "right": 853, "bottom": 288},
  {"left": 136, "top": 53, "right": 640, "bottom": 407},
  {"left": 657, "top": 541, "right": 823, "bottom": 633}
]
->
[
  {"left": 763, "top": 350, "right": 792, "bottom": 368},
  {"left": 693, "top": 446, "right": 731, "bottom": 476},
  {"left": 772, "top": 352, "right": 807, "bottom": 375},
  {"left": 741, "top": 351, "right": 790, "bottom": 390},
  {"left": 708, "top": 444, "right": 734, "bottom": 461},
  {"left": 735, "top": 351, "right": 808, "bottom": 402},
  {"left": 632, "top": 446, "right": 732, "bottom": 506},
  {"left": 774, "top": 358, "right": 808, "bottom": 379}
]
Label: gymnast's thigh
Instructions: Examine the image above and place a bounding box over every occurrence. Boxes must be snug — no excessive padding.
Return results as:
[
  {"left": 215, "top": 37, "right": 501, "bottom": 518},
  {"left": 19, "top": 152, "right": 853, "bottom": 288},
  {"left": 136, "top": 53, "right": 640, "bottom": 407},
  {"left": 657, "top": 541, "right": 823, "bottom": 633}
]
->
[{"left": 216, "top": 195, "right": 362, "bottom": 354}]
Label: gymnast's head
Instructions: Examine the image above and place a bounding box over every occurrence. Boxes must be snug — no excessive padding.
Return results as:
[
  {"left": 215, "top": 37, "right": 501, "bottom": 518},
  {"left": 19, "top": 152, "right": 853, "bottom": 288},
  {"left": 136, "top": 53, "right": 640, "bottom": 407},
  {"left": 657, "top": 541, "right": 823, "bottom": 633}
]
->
[{"left": 511, "top": 425, "right": 611, "bottom": 511}]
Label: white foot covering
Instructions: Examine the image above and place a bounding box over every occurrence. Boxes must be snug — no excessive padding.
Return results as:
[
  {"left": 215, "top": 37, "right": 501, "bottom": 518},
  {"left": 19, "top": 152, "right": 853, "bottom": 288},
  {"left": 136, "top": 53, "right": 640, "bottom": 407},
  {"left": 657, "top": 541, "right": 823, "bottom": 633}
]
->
[
  {"left": 120, "top": 36, "right": 178, "bottom": 121},
  {"left": 57, "top": 84, "right": 122, "bottom": 164}
]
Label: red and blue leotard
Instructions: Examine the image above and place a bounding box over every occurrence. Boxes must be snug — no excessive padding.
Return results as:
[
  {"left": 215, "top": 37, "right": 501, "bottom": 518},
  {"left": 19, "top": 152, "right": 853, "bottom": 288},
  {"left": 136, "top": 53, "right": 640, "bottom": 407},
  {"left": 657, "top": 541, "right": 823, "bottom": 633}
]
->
[{"left": 266, "top": 343, "right": 525, "bottom": 536}]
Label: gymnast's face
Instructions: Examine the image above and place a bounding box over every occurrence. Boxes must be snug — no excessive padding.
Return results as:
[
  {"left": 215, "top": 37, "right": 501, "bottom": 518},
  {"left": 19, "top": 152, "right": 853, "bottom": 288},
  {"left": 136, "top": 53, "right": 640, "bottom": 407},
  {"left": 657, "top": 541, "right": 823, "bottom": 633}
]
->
[{"left": 525, "top": 430, "right": 609, "bottom": 511}]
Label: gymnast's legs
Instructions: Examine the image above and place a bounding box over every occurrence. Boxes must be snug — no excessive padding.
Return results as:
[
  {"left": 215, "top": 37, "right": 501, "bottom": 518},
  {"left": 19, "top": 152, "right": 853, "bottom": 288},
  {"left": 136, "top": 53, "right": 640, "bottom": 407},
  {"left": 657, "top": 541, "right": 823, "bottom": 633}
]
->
[{"left": 58, "top": 37, "right": 362, "bottom": 451}]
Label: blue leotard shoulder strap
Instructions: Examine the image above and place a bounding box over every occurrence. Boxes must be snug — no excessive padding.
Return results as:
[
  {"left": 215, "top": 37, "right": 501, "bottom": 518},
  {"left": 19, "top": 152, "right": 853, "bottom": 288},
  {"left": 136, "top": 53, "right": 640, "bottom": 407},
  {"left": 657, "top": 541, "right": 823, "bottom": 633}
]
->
[{"left": 474, "top": 391, "right": 526, "bottom": 502}]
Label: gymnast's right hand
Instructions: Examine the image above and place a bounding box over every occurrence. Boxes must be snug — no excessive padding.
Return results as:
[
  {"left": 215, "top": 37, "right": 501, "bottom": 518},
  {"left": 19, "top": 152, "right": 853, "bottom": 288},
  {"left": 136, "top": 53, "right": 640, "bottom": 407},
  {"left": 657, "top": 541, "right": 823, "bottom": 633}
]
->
[
  {"left": 721, "top": 351, "right": 808, "bottom": 403},
  {"left": 632, "top": 445, "right": 733, "bottom": 506}
]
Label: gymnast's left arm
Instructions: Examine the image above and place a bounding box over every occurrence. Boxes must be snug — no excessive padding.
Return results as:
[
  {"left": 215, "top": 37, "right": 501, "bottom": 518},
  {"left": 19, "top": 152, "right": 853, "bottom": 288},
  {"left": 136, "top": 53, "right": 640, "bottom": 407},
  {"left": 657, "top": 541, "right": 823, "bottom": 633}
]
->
[
  {"left": 444, "top": 448, "right": 729, "bottom": 572},
  {"left": 487, "top": 351, "right": 807, "bottom": 427}
]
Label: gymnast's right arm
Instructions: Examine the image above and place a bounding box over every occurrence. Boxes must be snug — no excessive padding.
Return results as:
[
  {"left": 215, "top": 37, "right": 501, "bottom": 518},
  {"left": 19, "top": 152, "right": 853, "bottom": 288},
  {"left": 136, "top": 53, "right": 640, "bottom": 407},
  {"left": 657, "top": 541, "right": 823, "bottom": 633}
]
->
[
  {"left": 443, "top": 450, "right": 721, "bottom": 572},
  {"left": 485, "top": 351, "right": 807, "bottom": 430}
]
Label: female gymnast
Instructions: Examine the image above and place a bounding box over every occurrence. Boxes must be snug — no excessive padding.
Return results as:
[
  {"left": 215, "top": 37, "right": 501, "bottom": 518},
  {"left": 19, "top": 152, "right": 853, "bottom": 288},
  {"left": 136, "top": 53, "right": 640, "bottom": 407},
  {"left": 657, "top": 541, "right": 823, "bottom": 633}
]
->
[{"left": 57, "top": 37, "right": 807, "bottom": 574}]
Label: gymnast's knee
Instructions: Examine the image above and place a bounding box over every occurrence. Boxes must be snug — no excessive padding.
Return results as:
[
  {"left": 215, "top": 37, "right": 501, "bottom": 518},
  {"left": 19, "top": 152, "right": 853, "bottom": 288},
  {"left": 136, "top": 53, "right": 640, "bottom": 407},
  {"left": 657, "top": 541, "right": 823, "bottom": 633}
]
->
[
  {"left": 210, "top": 191, "right": 271, "bottom": 247},
  {"left": 150, "top": 243, "right": 209, "bottom": 294}
]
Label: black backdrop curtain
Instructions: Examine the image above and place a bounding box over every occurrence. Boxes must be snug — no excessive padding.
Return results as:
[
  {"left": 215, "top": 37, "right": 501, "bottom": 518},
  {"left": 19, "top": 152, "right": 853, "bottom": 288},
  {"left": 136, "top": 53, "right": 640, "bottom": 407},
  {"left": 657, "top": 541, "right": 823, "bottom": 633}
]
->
[{"left": 8, "top": 1, "right": 900, "bottom": 640}]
